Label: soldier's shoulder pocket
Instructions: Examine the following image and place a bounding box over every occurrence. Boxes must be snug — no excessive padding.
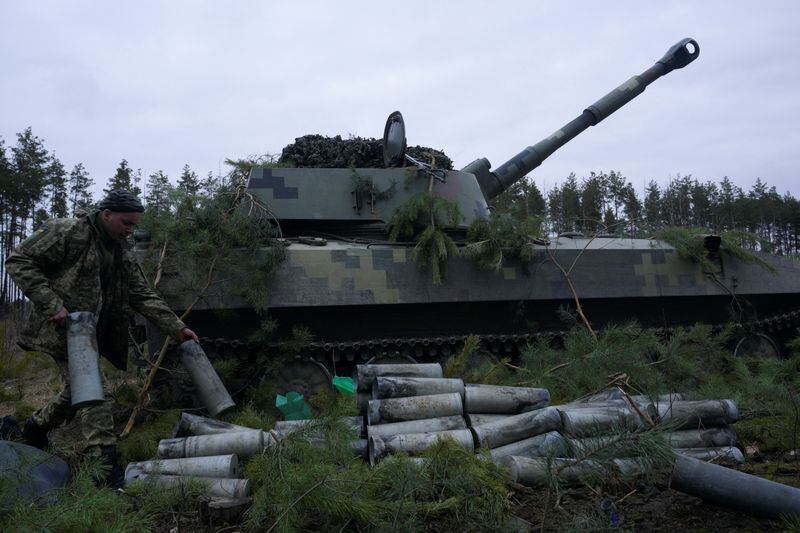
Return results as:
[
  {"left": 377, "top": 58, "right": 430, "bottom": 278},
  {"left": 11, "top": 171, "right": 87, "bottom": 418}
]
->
[{"left": 19, "top": 225, "right": 50, "bottom": 248}]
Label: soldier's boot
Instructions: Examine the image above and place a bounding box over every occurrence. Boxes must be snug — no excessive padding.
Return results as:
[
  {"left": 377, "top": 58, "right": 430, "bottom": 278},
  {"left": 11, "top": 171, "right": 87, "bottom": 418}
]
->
[
  {"left": 21, "top": 418, "right": 50, "bottom": 450},
  {"left": 0, "top": 416, "right": 23, "bottom": 440},
  {"left": 95, "top": 445, "right": 124, "bottom": 488}
]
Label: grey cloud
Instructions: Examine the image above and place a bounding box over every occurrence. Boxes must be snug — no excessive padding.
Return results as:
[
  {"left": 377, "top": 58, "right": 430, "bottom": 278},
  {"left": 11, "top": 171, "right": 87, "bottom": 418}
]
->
[{"left": 0, "top": 0, "right": 798, "bottom": 197}]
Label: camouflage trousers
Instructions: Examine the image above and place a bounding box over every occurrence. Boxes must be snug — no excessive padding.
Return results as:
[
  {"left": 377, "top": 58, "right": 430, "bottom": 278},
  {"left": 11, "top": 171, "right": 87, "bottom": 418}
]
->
[{"left": 31, "top": 358, "right": 115, "bottom": 452}]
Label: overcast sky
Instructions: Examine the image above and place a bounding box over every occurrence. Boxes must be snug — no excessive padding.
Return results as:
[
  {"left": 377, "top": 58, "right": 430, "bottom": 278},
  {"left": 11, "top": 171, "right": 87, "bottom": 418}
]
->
[{"left": 1, "top": 1, "right": 798, "bottom": 199}]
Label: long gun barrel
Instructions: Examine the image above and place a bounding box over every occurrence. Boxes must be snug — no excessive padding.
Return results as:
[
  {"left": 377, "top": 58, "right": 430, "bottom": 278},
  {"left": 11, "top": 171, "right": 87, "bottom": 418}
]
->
[{"left": 464, "top": 38, "right": 699, "bottom": 200}]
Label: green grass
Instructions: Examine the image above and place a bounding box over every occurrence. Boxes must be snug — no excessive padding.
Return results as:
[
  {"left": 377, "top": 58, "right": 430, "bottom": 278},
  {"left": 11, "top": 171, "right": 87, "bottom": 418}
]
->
[
  {"left": 229, "top": 402, "right": 276, "bottom": 431},
  {"left": 10, "top": 402, "right": 36, "bottom": 420},
  {"left": 0, "top": 349, "right": 54, "bottom": 381},
  {"left": 736, "top": 415, "right": 800, "bottom": 453},
  {"left": 0, "top": 324, "right": 60, "bottom": 420},
  {"left": 117, "top": 410, "right": 181, "bottom": 464},
  {"left": 110, "top": 380, "right": 140, "bottom": 408},
  {"left": 211, "top": 357, "right": 240, "bottom": 384}
]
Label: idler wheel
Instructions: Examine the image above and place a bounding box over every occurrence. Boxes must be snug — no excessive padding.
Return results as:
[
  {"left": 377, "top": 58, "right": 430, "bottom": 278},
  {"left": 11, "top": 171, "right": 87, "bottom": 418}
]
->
[
  {"left": 271, "top": 358, "right": 334, "bottom": 398},
  {"left": 733, "top": 333, "right": 781, "bottom": 358}
]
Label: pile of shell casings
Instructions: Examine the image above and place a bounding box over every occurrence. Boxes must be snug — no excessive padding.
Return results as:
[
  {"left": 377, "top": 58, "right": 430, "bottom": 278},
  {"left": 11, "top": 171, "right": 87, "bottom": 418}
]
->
[
  {"left": 126, "top": 363, "right": 741, "bottom": 500},
  {"left": 124, "top": 362, "right": 800, "bottom": 519},
  {"left": 356, "top": 364, "right": 742, "bottom": 478},
  {"left": 125, "top": 414, "right": 267, "bottom": 500}
]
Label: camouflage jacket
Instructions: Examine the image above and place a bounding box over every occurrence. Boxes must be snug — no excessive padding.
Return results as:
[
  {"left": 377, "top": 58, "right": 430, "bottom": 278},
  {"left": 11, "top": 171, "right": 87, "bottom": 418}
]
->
[{"left": 5, "top": 213, "right": 185, "bottom": 370}]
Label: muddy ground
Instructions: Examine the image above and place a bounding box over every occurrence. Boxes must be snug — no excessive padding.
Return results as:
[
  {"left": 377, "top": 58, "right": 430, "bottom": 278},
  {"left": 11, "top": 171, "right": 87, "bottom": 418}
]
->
[{"left": 511, "top": 460, "right": 800, "bottom": 531}]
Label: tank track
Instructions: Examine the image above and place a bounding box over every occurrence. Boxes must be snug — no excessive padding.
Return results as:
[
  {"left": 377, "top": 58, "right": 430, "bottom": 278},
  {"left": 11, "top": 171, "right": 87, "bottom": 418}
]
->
[
  {"left": 199, "top": 332, "right": 547, "bottom": 365},
  {"left": 150, "top": 307, "right": 800, "bottom": 408},
  {"left": 197, "top": 306, "right": 800, "bottom": 365}
]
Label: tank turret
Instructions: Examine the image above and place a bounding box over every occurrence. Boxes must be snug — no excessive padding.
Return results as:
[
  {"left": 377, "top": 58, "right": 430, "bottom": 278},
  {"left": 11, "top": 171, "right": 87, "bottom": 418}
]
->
[{"left": 246, "top": 39, "right": 699, "bottom": 230}]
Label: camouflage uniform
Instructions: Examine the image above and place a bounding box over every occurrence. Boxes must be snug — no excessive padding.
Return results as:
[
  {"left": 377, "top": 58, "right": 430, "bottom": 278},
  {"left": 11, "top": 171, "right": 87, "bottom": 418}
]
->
[{"left": 5, "top": 212, "right": 186, "bottom": 449}]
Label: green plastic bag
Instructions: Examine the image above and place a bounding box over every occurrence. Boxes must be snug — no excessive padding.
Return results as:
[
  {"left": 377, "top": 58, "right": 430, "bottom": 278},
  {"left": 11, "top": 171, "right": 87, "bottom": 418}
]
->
[
  {"left": 332, "top": 376, "right": 355, "bottom": 397},
  {"left": 275, "top": 391, "right": 312, "bottom": 421}
]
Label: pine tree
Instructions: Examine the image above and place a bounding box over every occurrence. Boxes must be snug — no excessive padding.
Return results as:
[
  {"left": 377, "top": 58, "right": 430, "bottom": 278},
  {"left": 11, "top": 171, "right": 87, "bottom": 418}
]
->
[
  {"left": 602, "top": 206, "right": 617, "bottom": 231},
  {"left": 605, "top": 171, "right": 628, "bottom": 221},
  {"left": 489, "top": 176, "right": 546, "bottom": 221},
  {"left": 579, "top": 173, "right": 605, "bottom": 233},
  {"left": 661, "top": 175, "right": 693, "bottom": 227},
  {"left": 643, "top": 180, "right": 662, "bottom": 234},
  {"left": 0, "top": 139, "right": 12, "bottom": 240},
  {"left": 200, "top": 171, "right": 220, "bottom": 197},
  {"left": 689, "top": 180, "right": 716, "bottom": 229},
  {"left": 621, "top": 183, "right": 642, "bottom": 235},
  {"left": 716, "top": 177, "right": 742, "bottom": 231},
  {"left": 105, "top": 159, "right": 142, "bottom": 197},
  {"left": 561, "top": 173, "right": 581, "bottom": 233},
  {"left": 132, "top": 167, "right": 143, "bottom": 199},
  {"left": 0, "top": 137, "right": 15, "bottom": 304},
  {"left": 174, "top": 164, "right": 201, "bottom": 211},
  {"left": 144, "top": 170, "right": 172, "bottom": 214},
  {"left": 176, "top": 164, "right": 200, "bottom": 196},
  {"left": 526, "top": 180, "right": 546, "bottom": 218},
  {"left": 45, "top": 155, "right": 68, "bottom": 218},
  {"left": 68, "top": 163, "right": 95, "bottom": 215},
  {"left": 547, "top": 183, "right": 563, "bottom": 235},
  {"left": 11, "top": 128, "right": 50, "bottom": 224}
]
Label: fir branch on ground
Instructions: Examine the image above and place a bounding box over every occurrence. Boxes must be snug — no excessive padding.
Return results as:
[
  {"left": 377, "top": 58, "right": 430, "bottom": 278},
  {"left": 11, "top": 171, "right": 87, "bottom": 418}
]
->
[
  {"left": 3, "top": 457, "right": 153, "bottom": 533},
  {"left": 419, "top": 440, "right": 517, "bottom": 531},
  {"left": 244, "top": 423, "right": 517, "bottom": 532},
  {"left": 125, "top": 475, "right": 210, "bottom": 527}
]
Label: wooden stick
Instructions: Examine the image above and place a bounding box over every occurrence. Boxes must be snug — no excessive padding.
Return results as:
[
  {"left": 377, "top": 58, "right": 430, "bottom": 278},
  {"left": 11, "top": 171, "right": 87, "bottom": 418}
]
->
[
  {"left": 544, "top": 362, "right": 571, "bottom": 376},
  {"left": 547, "top": 246, "right": 596, "bottom": 339},
  {"left": 153, "top": 238, "right": 169, "bottom": 287},
  {"left": 120, "top": 254, "right": 219, "bottom": 438},
  {"left": 621, "top": 389, "right": 656, "bottom": 428}
]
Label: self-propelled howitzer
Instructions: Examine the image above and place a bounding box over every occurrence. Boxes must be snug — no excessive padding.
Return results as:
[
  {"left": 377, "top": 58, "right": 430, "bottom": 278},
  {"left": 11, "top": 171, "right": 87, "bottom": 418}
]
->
[{"left": 140, "top": 39, "right": 800, "bottom": 399}]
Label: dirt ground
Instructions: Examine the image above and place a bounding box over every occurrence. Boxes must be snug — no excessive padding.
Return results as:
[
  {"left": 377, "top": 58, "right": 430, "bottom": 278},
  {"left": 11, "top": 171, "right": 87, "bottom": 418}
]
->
[{"left": 511, "top": 466, "right": 800, "bottom": 531}]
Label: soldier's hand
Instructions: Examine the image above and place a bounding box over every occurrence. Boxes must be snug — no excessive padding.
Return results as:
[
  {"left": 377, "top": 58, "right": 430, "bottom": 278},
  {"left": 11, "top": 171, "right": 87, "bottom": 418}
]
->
[
  {"left": 50, "top": 307, "right": 69, "bottom": 326},
  {"left": 179, "top": 327, "right": 199, "bottom": 343}
]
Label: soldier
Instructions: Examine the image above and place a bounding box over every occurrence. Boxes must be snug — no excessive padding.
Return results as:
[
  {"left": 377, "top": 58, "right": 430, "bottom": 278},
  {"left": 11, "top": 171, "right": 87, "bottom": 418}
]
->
[{"left": 4, "top": 189, "right": 198, "bottom": 485}]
